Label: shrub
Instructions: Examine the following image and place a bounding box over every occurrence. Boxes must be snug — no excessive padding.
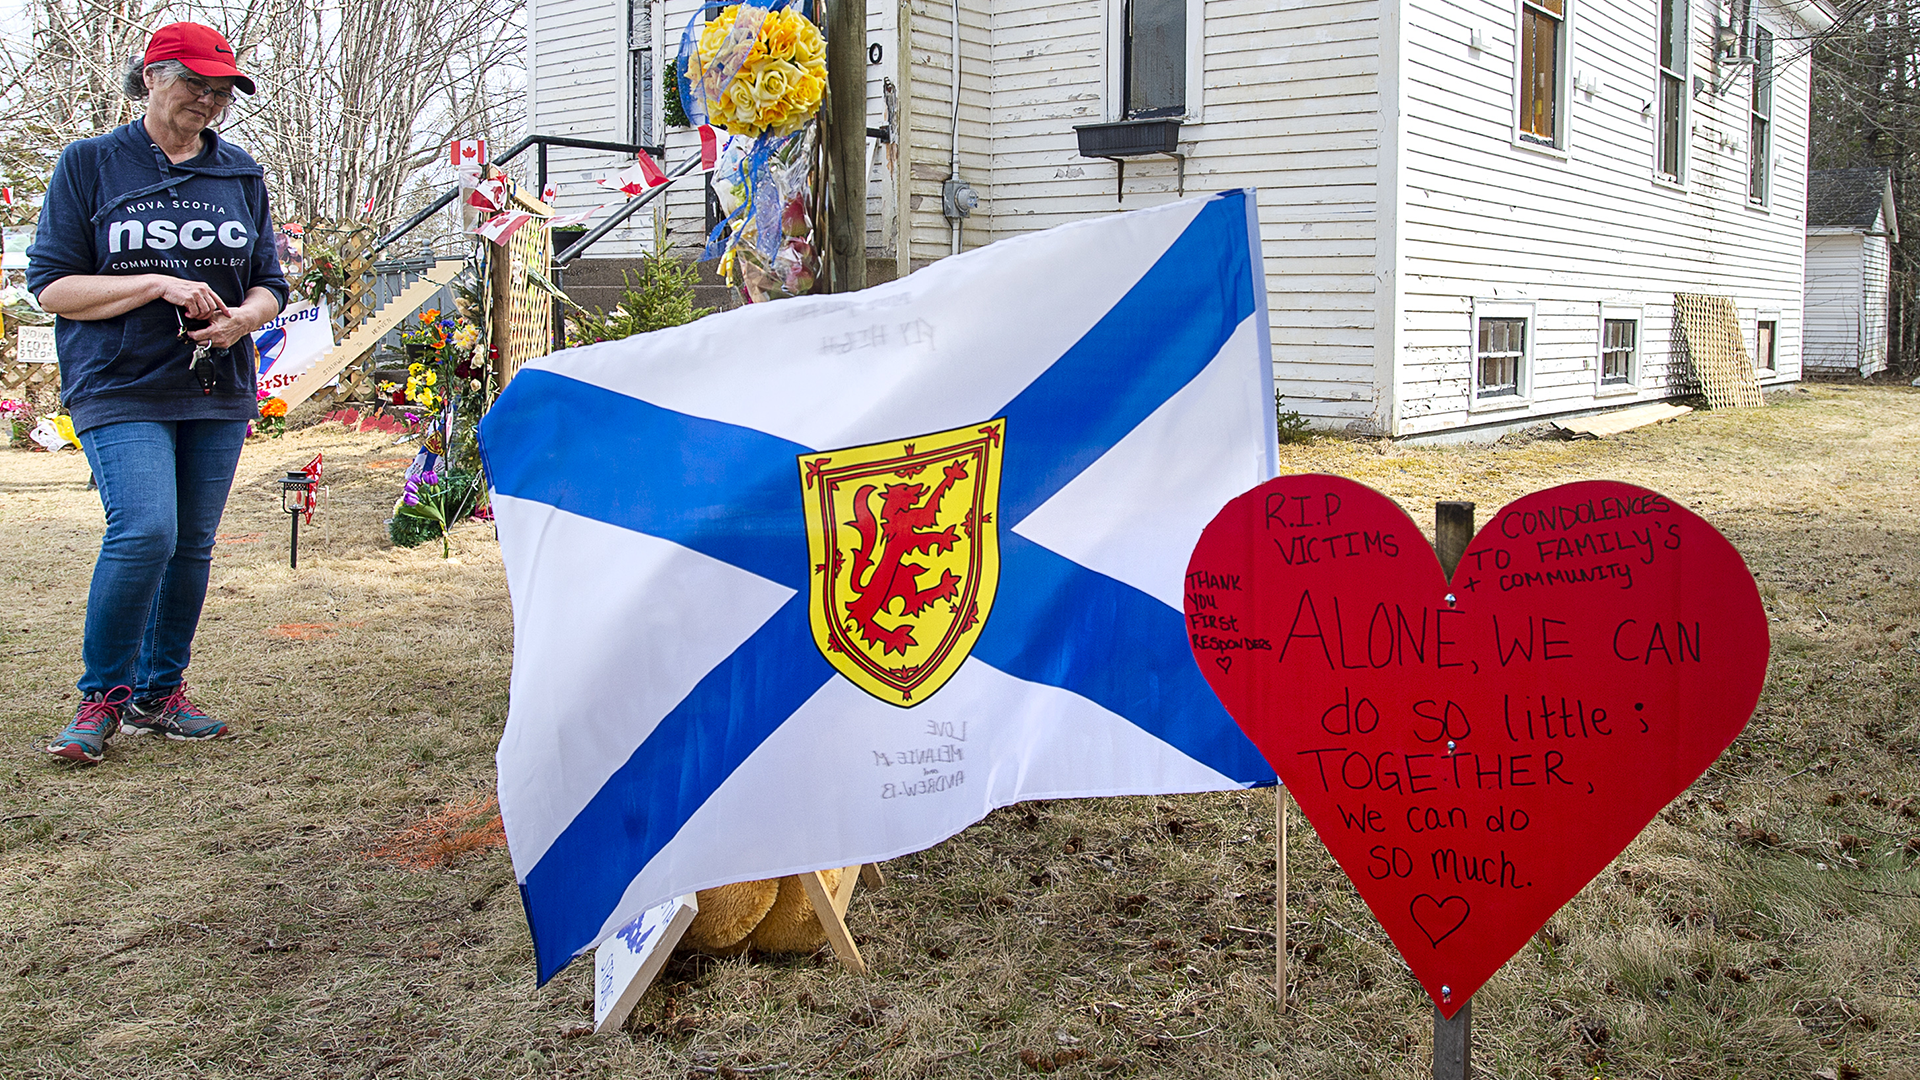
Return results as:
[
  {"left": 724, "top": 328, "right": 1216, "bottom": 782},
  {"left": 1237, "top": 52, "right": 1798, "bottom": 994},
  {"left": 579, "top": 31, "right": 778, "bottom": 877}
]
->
[{"left": 565, "top": 216, "right": 712, "bottom": 347}]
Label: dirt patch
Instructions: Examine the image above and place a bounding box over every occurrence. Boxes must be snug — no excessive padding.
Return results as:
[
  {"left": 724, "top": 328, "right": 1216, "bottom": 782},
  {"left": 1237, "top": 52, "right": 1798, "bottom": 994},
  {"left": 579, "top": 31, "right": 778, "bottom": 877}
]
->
[{"left": 0, "top": 388, "right": 1917, "bottom": 1079}]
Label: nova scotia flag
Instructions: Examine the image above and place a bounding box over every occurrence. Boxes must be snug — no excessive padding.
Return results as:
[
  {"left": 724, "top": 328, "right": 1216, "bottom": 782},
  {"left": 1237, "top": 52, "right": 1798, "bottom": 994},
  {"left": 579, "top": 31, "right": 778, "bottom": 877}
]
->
[{"left": 480, "top": 189, "right": 1280, "bottom": 981}]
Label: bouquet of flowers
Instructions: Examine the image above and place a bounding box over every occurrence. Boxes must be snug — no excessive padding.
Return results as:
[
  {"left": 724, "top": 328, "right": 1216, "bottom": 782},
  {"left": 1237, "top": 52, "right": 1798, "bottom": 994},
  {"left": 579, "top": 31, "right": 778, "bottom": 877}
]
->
[
  {"left": 388, "top": 467, "right": 483, "bottom": 557},
  {"left": 2, "top": 399, "right": 31, "bottom": 447},
  {"left": 693, "top": 4, "right": 826, "bottom": 140},
  {"left": 379, "top": 311, "right": 486, "bottom": 418},
  {"left": 678, "top": 0, "right": 825, "bottom": 303},
  {"left": 255, "top": 389, "right": 289, "bottom": 436}
]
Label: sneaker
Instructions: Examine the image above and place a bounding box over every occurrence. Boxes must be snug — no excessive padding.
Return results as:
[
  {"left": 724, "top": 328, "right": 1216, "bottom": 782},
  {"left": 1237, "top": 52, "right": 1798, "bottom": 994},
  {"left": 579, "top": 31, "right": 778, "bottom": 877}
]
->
[
  {"left": 124, "top": 683, "right": 228, "bottom": 740},
  {"left": 47, "top": 687, "right": 131, "bottom": 763}
]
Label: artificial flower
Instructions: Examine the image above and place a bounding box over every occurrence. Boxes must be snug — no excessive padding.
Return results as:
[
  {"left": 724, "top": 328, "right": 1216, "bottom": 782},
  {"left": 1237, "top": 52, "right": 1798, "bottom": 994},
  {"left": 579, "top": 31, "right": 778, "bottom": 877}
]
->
[{"left": 695, "top": 4, "right": 827, "bottom": 138}]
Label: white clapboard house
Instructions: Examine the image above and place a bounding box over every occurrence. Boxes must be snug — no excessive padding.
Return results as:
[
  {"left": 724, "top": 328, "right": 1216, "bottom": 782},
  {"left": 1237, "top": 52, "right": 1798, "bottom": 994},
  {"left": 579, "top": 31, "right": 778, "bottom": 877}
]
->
[
  {"left": 530, "top": 0, "right": 1833, "bottom": 437},
  {"left": 1803, "top": 167, "right": 1898, "bottom": 378}
]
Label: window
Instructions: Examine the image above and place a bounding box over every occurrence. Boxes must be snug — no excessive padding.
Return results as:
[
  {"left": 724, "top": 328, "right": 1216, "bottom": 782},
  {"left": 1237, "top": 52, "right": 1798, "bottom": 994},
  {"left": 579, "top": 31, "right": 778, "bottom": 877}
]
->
[
  {"left": 1108, "top": 0, "right": 1201, "bottom": 120},
  {"left": 1477, "top": 316, "right": 1528, "bottom": 400},
  {"left": 1656, "top": 0, "right": 1688, "bottom": 182},
  {"left": 1123, "top": 0, "right": 1187, "bottom": 117},
  {"left": 1755, "top": 319, "right": 1777, "bottom": 371},
  {"left": 629, "top": 0, "right": 655, "bottom": 146},
  {"left": 1602, "top": 318, "right": 1636, "bottom": 385},
  {"left": 1519, "top": 0, "right": 1566, "bottom": 146},
  {"left": 1748, "top": 26, "right": 1772, "bottom": 205}
]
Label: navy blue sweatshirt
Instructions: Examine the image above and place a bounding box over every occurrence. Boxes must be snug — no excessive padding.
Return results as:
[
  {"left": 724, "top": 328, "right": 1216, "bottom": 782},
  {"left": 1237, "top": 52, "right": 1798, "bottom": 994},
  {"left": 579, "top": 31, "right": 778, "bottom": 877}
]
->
[{"left": 26, "top": 120, "right": 290, "bottom": 434}]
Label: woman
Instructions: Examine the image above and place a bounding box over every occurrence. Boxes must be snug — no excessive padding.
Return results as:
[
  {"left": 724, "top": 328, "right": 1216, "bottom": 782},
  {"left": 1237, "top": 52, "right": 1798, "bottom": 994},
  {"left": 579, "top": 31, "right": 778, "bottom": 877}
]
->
[{"left": 27, "top": 22, "right": 288, "bottom": 763}]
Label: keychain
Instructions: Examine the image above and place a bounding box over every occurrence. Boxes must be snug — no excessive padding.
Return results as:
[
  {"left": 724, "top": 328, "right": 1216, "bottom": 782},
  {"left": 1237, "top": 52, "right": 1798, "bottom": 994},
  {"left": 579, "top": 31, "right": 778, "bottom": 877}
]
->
[{"left": 174, "top": 306, "right": 223, "bottom": 395}]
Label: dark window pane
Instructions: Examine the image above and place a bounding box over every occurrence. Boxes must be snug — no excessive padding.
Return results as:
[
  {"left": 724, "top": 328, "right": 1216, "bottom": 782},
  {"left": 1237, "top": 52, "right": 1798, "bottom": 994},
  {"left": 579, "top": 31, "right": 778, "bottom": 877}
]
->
[
  {"left": 1658, "top": 73, "right": 1683, "bottom": 179},
  {"left": 1520, "top": 7, "right": 1559, "bottom": 141},
  {"left": 630, "top": 0, "right": 650, "bottom": 47},
  {"left": 1756, "top": 320, "right": 1776, "bottom": 370},
  {"left": 1660, "top": 0, "right": 1686, "bottom": 72},
  {"left": 1602, "top": 318, "right": 1635, "bottom": 383},
  {"left": 1477, "top": 317, "right": 1526, "bottom": 397},
  {"left": 1127, "top": 0, "right": 1186, "bottom": 117}
]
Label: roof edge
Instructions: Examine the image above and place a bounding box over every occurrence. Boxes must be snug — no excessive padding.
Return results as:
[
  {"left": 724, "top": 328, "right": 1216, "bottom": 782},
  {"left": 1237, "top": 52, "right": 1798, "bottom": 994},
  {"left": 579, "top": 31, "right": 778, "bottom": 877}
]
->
[{"left": 1776, "top": 0, "right": 1838, "bottom": 30}]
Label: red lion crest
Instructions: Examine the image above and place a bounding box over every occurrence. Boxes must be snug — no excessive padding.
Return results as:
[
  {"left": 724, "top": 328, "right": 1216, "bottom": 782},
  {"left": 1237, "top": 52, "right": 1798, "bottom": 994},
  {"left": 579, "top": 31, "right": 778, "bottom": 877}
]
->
[{"left": 842, "top": 461, "right": 971, "bottom": 655}]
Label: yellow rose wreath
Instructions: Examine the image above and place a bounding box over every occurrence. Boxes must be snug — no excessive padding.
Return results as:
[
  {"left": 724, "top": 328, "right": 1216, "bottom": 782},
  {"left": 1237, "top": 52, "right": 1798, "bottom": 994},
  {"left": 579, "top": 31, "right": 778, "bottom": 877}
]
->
[{"left": 696, "top": 5, "right": 828, "bottom": 139}]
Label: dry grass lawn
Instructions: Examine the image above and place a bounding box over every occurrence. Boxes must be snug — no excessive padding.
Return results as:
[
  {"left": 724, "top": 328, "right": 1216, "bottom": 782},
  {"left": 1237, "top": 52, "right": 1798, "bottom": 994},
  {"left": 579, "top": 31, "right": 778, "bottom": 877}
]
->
[{"left": 1, "top": 385, "right": 1917, "bottom": 1079}]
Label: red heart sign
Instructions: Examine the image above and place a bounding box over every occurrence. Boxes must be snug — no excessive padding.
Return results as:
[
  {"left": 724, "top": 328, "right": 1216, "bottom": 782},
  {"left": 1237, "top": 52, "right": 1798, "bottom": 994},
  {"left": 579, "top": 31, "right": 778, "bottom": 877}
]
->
[{"left": 1186, "top": 477, "right": 1767, "bottom": 1016}]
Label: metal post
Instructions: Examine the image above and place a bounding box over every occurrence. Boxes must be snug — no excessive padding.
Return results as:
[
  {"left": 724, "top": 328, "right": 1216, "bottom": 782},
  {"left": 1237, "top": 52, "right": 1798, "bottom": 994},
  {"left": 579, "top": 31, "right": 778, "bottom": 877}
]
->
[
  {"left": 537, "top": 142, "right": 549, "bottom": 203},
  {"left": 289, "top": 511, "right": 300, "bottom": 570},
  {"left": 1431, "top": 499, "right": 1474, "bottom": 1079}
]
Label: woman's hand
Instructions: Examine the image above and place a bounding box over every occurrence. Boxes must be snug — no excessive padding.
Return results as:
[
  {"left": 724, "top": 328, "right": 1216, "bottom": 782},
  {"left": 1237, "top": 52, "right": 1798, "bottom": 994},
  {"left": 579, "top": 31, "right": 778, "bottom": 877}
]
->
[
  {"left": 184, "top": 287, "right": 280, "bottom": 350},
  {"left": 38, "top": 272, "right": 229, "bottom": 322},
  {"left": 153, "top": 276, "right": 230, "bottom": 321}
]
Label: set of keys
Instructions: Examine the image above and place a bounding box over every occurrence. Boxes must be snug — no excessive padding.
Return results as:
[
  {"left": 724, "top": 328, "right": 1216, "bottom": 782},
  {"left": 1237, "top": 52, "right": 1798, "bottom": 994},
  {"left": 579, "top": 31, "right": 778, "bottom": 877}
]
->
[{"left": 173, "top": 306, "right": 224, "bottom": 394}]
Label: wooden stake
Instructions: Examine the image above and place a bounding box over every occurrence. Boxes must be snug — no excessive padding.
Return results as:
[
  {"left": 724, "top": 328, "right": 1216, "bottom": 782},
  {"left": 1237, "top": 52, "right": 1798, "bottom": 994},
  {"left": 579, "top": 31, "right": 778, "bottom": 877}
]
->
[
  {"left": 1431, "top": 501, "right": 1475, "bottom": 1079},
  {"left": 801, "top": 867, "right": 868, "bottom": 975},
  {"left": 1276, "top": 785, "right": 1290, "bottom": 1009},
  {"left": 1435, "top": 501, "right": 1475, "bottom": 578},
  {"left": 824, "top": 0, "right": 867, "bottom": 293},
  {"left": 1433, "top": 998, "right": 1471, "bottom": 1080}
]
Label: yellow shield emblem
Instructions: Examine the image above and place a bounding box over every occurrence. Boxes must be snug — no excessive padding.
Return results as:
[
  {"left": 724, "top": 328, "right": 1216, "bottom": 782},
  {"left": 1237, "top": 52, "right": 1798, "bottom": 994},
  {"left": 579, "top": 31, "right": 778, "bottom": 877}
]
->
[{"left": 800, "top": 419, "right": 1005, "bottom": 705}]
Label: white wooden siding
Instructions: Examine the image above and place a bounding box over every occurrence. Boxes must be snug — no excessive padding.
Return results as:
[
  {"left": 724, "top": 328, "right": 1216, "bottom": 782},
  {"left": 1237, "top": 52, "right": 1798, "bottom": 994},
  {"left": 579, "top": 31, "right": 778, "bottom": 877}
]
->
[
  {"left": 1804, "top": 231, "right": 1863, "bottom": 375},
  {"left": 1862, "top": 231, "right": 1890, "bottom": 376},
  {"left": 898, "top": 0, "right": 1388, "bottom": 429},
  {"left": 1390, "top": 0, "right": 1817, "bottom": 435},
  {"left": 527, "top": 0, "right": 1829, "bottom": 436}
]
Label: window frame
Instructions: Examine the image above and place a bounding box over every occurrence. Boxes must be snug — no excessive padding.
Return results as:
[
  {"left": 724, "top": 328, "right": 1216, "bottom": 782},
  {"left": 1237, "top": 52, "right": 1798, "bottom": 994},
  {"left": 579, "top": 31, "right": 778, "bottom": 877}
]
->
[
  {"left": 1654, "top": 0, "right": 1689, "bottom": 186},
  {"left": 1514, "top": 0, "right": 1573, "bottom": 153},
  {"left": 1596, "top": 304, "right": 1643, "bottom": 396},
  {"left": 627, "top": 0, "right": 658, "bottom": 148},
  {"left": 1754, "top": 313, "right": 1779, "bottom": 373},
  {"left": 1105, "top": 0, "right": 1206, "bottom": 121},
  {"left": 1471, "top": 300, "right": 1537, "bottom": 411},
  {"left": 1748, "top": 24, "right": 1773, "bottom": 207}
]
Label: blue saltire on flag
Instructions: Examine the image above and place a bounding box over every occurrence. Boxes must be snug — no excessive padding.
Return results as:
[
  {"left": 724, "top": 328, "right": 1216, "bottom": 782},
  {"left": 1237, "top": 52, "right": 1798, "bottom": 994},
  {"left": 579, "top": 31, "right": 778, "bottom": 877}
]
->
[{"left": 480, "top": 189, "right": 1280, "bottom": 982}]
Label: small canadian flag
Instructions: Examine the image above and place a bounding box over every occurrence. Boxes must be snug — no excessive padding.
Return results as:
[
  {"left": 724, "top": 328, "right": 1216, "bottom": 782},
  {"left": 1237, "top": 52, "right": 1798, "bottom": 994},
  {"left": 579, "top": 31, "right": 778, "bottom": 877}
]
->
[
  {"left": 474, "top": 210, "right": 534, "bottom": 246},
  {"left": 599, "top": 153, "right": 669, "bottom": 197},
  {"left": 548, "top": 205, "right": 606, "bottom": 228},
  {"left": 542, "top": 184, "right": 557, "bottom": 203},
  {"left": 466, "top": 176, "right": 510, "bottom": 212},
  {"left": 450, "top": 138, "right": 488, "bottom": 167},
  {"left": 1, "top": 187, "right": 13, "bottom": 206},
  {"left": 362, "top": 193, "right": 375, "bottom": 214}
]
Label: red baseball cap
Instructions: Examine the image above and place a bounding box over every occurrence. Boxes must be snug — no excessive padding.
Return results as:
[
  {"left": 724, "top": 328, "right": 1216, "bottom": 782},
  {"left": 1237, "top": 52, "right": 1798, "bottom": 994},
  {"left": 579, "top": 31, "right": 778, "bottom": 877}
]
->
[{"left": 143, "top": 22, "right": 255, "bottom": 95}]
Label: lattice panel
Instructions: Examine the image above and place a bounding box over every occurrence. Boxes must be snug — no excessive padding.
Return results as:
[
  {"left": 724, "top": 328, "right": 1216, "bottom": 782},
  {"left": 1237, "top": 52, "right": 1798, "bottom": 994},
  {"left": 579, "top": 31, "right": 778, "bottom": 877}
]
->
[
  {"left": 1673, "top": 293, "right": 1763, "bottom": 410},
  {"left": 0, "top": 358, "right": 60, "bottom": 400},
  {"left": 303, "top": 223, "right": 378, "bottom": 404},
  {"left": 489, "top": 190, "right": 555, "bottom": 388}
]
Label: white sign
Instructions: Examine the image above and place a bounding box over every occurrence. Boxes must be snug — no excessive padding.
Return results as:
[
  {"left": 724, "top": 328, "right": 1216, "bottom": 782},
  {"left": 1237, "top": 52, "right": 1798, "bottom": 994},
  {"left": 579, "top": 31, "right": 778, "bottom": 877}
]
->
[
  {"left": 16, "top": 324, "right": 55, "bottom": 363},
  {"left": 251, "top": 298, "right": 334, "bottom": 394},
  {"left": 592, "top": 893, "right": 697, "bottom": 1035},
  {"left": 1, "top": 228, "right": 30, "bottom": 270}
]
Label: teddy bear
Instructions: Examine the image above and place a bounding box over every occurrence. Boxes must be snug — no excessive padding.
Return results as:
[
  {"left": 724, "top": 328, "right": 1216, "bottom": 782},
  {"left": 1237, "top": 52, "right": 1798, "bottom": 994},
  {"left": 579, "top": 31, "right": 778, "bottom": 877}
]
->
[{"left": 677, "top": 869, "right": 845, "bottom": 955}]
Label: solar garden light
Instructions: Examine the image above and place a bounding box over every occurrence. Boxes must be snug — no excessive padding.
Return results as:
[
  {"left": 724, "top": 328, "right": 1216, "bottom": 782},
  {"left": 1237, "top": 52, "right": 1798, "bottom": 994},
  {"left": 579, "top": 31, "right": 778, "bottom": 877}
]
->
[{"left": 279, "top": 467, "right": 320, "bottom": 568}]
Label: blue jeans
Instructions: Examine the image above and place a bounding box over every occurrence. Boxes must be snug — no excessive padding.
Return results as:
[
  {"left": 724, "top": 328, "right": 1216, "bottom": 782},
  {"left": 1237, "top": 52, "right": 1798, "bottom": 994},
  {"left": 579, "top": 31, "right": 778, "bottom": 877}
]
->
[{"left": 77, "top": 420, "right": 247, "bottom": 697}]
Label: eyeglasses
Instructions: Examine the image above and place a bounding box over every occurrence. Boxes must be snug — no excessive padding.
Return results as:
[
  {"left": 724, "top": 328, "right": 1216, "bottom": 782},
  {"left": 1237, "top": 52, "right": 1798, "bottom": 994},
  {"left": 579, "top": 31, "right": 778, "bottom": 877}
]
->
[{"left": 177, "top": 74, "right": 236, "bottom": 106}]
